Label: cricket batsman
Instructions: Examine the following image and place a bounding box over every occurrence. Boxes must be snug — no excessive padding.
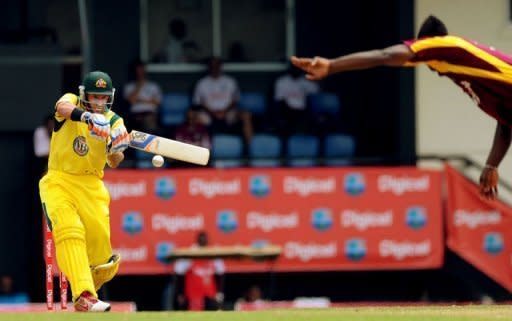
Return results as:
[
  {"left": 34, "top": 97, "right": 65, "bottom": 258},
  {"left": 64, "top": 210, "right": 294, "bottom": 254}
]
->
[{"left": 39, "top": 70, "right": 130, "bottom": 312}]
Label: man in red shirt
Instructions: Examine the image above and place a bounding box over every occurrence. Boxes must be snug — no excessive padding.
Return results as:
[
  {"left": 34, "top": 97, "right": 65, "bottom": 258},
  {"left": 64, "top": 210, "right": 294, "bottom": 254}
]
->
[
  {"left": 292, "top": 15, "right": 512, "bottom": 201},
  {"left": 174, "top": 232, "right": 225, "bottom": 311}
]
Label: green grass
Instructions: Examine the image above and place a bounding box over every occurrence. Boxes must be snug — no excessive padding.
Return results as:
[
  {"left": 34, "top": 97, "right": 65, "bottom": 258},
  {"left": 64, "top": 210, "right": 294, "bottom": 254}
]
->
[{"left": 1, "top": 305, "right": 512, "bottom": 321}]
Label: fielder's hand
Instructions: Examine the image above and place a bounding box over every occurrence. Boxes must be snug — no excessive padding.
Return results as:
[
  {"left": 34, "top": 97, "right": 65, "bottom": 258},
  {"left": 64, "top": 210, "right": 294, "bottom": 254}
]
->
[
  {"left": 109, "top": 125, "right": 130, "bottom": 154},
  {"left": 82, "top": 112, "right": 110, "bottom": 140},
  {"left": 290, "top": 55, "right": 330, "bottom": 80},
  {"left": 479, "top": 165, "right": 499, "bottom": 200}
]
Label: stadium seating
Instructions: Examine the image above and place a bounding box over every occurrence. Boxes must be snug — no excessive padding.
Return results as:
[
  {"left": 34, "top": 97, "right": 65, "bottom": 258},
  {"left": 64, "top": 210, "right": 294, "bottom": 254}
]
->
[
  {"left": 249, "top": 134, "right": 282, "bottom": 167},
  {"left": 212, "top": 134, "right": 244, "bottom": 168},
  {"left": 308, "top": 93, "right": 342, "bottom": 135},
  {"left": 160, "top": 93, "right": 190, "bottom": 126},
  {"left": 286, "top": 134, "right": 319, "bottom": 167},
  {"left": 238, "top": 92, "right": 266, "bottom": 115},
  {"left": 323, "top": 134, "right": 355, "bottom": 166},
  {"left": 134, "top": 149, "right": 155, "bottom": 169},
  {"left": 308, "top": 92, "right": 341, "bottom": 115}
]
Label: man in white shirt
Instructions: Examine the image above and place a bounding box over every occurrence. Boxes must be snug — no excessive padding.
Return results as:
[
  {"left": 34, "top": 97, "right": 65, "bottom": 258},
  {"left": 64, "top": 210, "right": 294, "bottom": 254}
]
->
[
  {"left": 123, "top": 60, "right": 163, "bottom": 131},
  {"left": 274, "top": 65, "right": 319, "bottom": 135},
  {"left": 193, "top": 57, "right": 252, "bottom": 142},
  {"left": 33, "top": 114, "right": 54, "bottom": 175}
]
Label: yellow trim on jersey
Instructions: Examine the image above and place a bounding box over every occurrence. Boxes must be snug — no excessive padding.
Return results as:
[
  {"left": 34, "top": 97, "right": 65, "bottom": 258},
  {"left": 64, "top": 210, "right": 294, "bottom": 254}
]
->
[{"left": 405, "top": 36, "right": 512, "bottom": 84}]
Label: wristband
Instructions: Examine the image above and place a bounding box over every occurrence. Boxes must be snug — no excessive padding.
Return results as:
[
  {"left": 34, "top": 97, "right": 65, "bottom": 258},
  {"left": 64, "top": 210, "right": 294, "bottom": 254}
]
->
[
  {"left": 70, "top": 108, "right": 85, "bottom": 122},
  {"left": 485, "top": 164, "right": 497, "bottom": 170}
]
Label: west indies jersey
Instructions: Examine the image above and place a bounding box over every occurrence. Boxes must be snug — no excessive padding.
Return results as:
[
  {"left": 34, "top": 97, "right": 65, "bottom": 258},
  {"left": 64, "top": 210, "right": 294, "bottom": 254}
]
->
[{"left": 404, "top": 35, "right": 512, "bottom": 125}]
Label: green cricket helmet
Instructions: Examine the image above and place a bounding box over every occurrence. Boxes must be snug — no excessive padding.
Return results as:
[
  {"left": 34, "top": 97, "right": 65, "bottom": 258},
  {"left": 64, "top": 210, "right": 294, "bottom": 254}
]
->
[{"left": 79, "top": 70, "right": 116, "bottom": 113}]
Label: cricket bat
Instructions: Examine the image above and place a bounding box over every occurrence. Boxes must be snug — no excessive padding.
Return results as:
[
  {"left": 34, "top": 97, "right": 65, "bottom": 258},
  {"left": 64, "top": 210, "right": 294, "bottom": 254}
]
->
[{"left": 129, "top": 130, "right": 210, "bottom": 165}]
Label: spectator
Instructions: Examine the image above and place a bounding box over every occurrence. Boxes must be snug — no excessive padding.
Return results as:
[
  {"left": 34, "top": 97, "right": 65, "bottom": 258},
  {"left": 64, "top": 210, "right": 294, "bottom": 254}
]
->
[
  {"left": 175, "top": 106, "right": 212, "bottom": 150},
  {"left": 123, "top": 59, "right": 163, "bottom": 131},
  {"left": 174, "top": 231, "right": 225, "bottom": 311},
  {"left": 274, "top": 63, "right": 319, "bottom": 135},
  {"left": 235, "top": 285, "right": 266, "bottom": 310},
  {"left": 0, "top": 275, "right": 28, "bottom": 304},
  {"left": 158, "top": 18, "right": 201, "bottom": 63},
  {"left": 193, "top": 56, "right": 253, "bottom": 142},
  {"left": 33, "top": 114, "right": 54, "bottom": 175}
]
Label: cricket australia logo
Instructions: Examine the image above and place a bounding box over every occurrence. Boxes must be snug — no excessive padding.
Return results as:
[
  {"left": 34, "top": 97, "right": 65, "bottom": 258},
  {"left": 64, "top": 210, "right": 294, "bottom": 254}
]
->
[
  {"left": 73, "top": 136, "right": 89, "bottom": 156},
  {"left": 95, "top": 78, "right": 107, "bottom": 88}
]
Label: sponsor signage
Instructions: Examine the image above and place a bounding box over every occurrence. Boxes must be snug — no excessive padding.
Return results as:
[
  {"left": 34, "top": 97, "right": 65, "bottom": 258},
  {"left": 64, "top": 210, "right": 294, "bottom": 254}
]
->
[
  {"left": 445, "top": 165, "right": 512, "bottom": 291},
  {"left": 104, "top": 167, "right": 443, "bottom": 274}
]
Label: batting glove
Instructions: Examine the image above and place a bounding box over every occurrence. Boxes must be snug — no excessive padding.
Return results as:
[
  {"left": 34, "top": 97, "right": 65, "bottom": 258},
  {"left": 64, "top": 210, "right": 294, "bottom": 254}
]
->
[
  {"left": 82, "top": 112, "right": 110, "bottom": 140},
  {"left": 109, "top": 125, "right": 130, "bottom": 154}
]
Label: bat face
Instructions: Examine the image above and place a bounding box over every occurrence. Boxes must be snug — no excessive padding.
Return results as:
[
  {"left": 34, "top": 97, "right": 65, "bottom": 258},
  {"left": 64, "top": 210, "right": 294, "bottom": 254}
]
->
[
  {"left": 129, "top": 130, "right": 210, "bottom": 166},
  {"left": 130, "top": 131, "right": 159, "bottom": 151}
]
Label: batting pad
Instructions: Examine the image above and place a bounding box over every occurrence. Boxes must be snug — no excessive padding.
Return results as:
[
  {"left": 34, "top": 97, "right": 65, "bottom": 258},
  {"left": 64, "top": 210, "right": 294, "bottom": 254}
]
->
[{"left": 91, "top": 254, "right": 121, "bottom": 291}]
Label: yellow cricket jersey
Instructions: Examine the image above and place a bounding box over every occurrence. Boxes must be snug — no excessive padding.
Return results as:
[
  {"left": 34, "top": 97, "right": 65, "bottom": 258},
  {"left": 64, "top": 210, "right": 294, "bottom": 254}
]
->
[{"left": 48, "top": 93, "right": 125, "bottom": 178}]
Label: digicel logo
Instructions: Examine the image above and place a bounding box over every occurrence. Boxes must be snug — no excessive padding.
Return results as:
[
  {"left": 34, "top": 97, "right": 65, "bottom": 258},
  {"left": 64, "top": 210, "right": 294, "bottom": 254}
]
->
[
  {"left": 283, "top": 176, "right": 336, "bottom": 196},
  {"left": 246, "top": 211, "right": 299, "bottom": 232},
  {"left": 105, "top": 181, "right": 147, "bottom": 200},
  {"left": 379, "top": 240, "right": 431, "bottom": 260},
  {"left": 152, "top": 213, "right": 204, "bottom": 234},
  {"left": 284, "top": 241, "right": 337, "bottom": 262},
  {"left": 377, "top": 175, "right": 430, "bottom": 195},
  {"left": 340, "top": 210, "right": 393, "bottom": 231},
  {"left": 189, "top": 178, "right": 241, "bottom": 198},
  {"left": 454, "top": 210, "right": 501, "bottom": 229}
]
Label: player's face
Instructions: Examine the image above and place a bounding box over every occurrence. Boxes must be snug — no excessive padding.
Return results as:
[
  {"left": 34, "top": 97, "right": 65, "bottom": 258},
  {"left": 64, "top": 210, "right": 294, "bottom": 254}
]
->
[{"left": 87, "top": 94, "right": 109, "bottom": 113}]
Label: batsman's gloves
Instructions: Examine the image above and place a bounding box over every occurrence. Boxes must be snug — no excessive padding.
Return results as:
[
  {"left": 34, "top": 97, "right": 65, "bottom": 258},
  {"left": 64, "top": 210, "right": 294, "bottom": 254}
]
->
[
  {"left": 82, "top": 112, "right": 110, "bottom": 140},
  {"left": 108, "top": 125, "right": 130, "bottom": 154}
]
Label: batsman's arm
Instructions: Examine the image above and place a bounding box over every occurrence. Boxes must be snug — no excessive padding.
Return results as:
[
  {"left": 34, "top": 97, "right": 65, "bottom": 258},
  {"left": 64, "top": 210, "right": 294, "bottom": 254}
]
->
[
  {"left": 56, "top": 98, "right": 90, "bottom": 123},
  {"left": 55, "top": 100, "right": 78, "bottom": 120}
]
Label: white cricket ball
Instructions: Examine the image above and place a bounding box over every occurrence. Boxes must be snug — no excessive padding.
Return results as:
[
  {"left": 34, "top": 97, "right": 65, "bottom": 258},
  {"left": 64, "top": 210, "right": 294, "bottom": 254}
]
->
[{"left": 152, "top": 155, "right": 164, "bottom": 167}]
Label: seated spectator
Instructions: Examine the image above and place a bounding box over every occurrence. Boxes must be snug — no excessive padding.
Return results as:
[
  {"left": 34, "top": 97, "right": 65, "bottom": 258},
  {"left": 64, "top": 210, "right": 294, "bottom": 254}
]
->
[
  {"left": 175, "top": 106, "right": 212, "bottom": 150},
  {"left": 123, "top": 59, "right": 163, "bottom": 131},
  {"left": 274, "top": 63, "right": 320, "bottom": 135},
  {"left": 235, "top": 285, "right": 266, "bottom": 310},
  {"left": 193, "top": 57, "right": 253, "bottom": 142},
  {"left": 0, "top": 275, "right": 28, "bottom": 304},
  {"left": 156, "top": 18, "right": 202, "bottom": 63},
  {"left": 174, "top": 231, "right": 225, "bottom": 311}
]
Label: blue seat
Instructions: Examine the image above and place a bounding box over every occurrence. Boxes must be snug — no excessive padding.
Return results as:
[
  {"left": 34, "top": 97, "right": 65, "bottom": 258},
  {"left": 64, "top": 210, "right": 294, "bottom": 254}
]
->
[
  {"left": 135, "top": 149, "right": 155, "bottom": 169},
  {"left": 308, "top": 93, "right": 341, "bottom": 115},
  {"left": 238, "top": 92, "right": 266, "bottom": 115},
  {"left": 286, "top": 134, "right": 319, "bottom": 167},
  {"left": 324, "top": 134, "right": 355, "bottom": 166},
  {"left": 160, "top": 93, "right": 190, "bottom": 126},
  {"left": 212, "top": 134, "right": 244, "bottom": 168},
  {"left": 249, "top": 134, "right": 281, "bottom": 167}
]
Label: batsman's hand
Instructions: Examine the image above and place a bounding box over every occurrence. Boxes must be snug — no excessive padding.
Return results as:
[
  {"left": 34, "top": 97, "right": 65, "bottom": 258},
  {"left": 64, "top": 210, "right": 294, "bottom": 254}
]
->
[
  {"left": 479, "top": 166, "right": 499, "bottom": 200},
  {"left": 82, "top": 112, "right": 110, "bottom": 140},
  {"left": 290, "top": 55, "right": 330, "bottom": 80},
  {"left": 108, "top": 125, "right": 130, "bottom": 154}
]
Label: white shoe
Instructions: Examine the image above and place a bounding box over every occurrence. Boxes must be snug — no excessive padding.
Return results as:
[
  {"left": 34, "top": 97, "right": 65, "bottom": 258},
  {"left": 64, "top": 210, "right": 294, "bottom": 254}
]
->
[{"left": 74, "top": 291, "right": 111, "bottom": 312}]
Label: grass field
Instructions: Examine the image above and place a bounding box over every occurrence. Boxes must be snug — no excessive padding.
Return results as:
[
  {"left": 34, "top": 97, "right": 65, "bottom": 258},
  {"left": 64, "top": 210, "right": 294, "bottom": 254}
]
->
[{"left": 0, "top": 305, "right": 511, "bottom": 321}]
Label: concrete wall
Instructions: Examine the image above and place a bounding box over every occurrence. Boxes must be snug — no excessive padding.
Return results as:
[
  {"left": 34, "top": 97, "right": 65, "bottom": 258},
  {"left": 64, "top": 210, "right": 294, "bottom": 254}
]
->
[{"left": 415, "top": 0, "right": 512, "bottom": 185}]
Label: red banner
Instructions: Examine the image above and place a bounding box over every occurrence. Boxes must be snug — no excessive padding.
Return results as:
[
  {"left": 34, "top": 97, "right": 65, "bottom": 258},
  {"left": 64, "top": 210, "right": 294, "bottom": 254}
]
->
[
  {"left": 104, "top": 167, "right": 443, "bottom": 274},
  {"left": 445, "top": 165, "right": 512, "bottom": 291}
]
